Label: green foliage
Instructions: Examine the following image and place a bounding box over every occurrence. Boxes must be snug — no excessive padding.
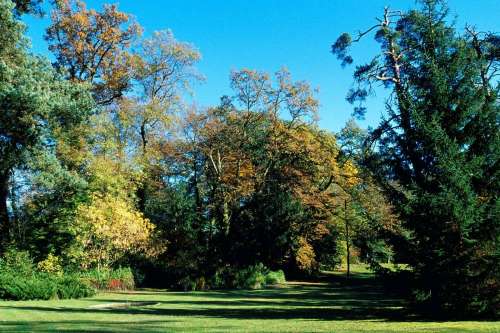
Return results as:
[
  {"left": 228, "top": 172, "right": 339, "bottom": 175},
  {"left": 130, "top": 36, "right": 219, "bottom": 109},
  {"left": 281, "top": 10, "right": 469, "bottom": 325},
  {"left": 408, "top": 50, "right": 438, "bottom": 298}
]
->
[
  {"left": 0, "top": 0, "right": 24, "bottom": 59},
  {"left": 265, "top": 270, "right": 286, "bottom": 285},
  {"left": 173, "top": 263, "right": 288, "bottom": 291},
  {"left": 210, "top": 263, "right": 286, "bottom": 290},
  {"left": 21, "top": 153, "right": 90, "bottom": 265},
  {"left": 55, "top": 274, "right": 95, "bottom": 299},
  {"left": 78, "top": 267, "right": 135, "bottom": 290},
  {"left": 0, "top": 0, "right": 94, "bottom": 251},
  {"left": 0, "top": 248, "right": 34, "bottom": 276},
  {"left": 0, "top": 273, "right": 95, "bottom": 301},
  {"left": 234, "top": 263, "right": 268, "bottom": 290},
  {"left": 0, "top": 273, "right": 57, "bottom": 300},
  {"left": 209, "top": 267, "right": 231, "bottom": 289},
  {"left": 334, "top": 0, "right": 499, "bottom": 316},
  {"left": 178, "top": 276, "right": 197, "bottom": 291},
  {"left": 0, "top": 249, "right": 94, "bottom": 300},
  {"left": 11, "top": 0, "right": 43, "bottom": 16}
]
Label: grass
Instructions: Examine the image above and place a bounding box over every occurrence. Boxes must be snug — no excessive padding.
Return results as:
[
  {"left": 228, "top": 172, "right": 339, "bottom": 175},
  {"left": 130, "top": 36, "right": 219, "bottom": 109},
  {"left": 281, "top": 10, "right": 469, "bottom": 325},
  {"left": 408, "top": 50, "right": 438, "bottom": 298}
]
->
[{"left": 0, "top": 266, "right": 498, "bottom": 332}]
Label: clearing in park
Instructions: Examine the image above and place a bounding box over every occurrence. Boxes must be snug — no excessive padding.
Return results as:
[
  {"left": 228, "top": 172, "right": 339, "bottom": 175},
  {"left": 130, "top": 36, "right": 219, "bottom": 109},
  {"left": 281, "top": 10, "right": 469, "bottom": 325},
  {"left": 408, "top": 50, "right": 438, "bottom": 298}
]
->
[{"left": 0, "top": 266, "right": 498, "bottom": 333}]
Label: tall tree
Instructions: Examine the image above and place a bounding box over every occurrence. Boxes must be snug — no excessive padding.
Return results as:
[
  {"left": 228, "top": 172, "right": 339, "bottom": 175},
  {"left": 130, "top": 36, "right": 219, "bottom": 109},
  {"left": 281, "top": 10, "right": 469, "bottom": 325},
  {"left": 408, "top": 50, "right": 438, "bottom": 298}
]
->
[
  {"left": 0, "top": 0, "right": 94, "bottom": 251},
  {"left": 174, "top": 69, "right": 358, "bottom": 274},
  {"left": 335, "top": 119, "right": 406, "bottom": 273},
  {"left": 332, "top": 0, "right": 499, "bottom": 315},
  {"left": 46, "top": 0, "right": 141, "bottom": 105},
  {"left": 132, "top": 30, "right": 202, "bottom": 211}
]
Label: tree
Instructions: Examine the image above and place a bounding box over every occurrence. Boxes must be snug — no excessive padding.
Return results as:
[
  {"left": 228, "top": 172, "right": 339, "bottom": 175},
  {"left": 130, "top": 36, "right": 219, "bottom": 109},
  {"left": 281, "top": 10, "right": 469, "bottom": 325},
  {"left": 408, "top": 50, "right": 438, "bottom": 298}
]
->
[
  {"left": 332, "top": 0, "right": 499, "bottom": 315},
  {"left": 170, "top": 69, "right": 359, "bottom": 275},
  {"left": 11, "top": 0, "right": 42, "bottom": 16},
  {"left": 0, "top": 0, "right": 94, "bottom": 251},
  {"left": 133, "top": 30, "right": 202, "bottom": 155},
  {"left": 335, "top": 119, "right": 405, "bottom": 275},
  {"left": 21, "top": 152, "right": 90, "bottom": 264},
  {"left": 75, "top": 192, "right": 154, "bottom": 270},
  {"left": 131, "top": 30, "right": 202, "bottom": 211},
  {"left": 46, "top": 0, "right": 141, "bottom": 105},
  {"left": 135, "top": 30, "right": 202, "bottom": 114},
  {"left": 65, "top": 154, "right": 156, "bottom": 269}
]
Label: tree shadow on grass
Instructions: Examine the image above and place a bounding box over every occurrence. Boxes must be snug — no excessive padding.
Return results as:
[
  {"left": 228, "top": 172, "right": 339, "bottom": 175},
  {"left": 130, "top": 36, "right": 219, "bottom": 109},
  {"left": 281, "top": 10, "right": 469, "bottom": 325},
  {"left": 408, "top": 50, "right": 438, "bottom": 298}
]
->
[
  {"left": 83, "top": 283, "right": 405, "bottom": 310},
  {"left": 0, "top": 320, "right": 236, "bottom": 333},
  {"left": 0, "top": 303, "right": 410, "bottom": 321},
  {"left": 6, "top": 273, "right": 479, "bottom": 332},
  {"left": 0, "top": 280, "right": 411, "bottom": 322}
]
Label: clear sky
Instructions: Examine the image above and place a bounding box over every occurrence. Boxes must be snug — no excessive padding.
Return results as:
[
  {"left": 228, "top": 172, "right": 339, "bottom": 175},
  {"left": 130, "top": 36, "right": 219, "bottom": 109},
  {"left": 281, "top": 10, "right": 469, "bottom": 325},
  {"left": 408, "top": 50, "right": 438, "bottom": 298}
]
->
[{"left": 23, "top": 0, "right": 500, "bottom": 132}]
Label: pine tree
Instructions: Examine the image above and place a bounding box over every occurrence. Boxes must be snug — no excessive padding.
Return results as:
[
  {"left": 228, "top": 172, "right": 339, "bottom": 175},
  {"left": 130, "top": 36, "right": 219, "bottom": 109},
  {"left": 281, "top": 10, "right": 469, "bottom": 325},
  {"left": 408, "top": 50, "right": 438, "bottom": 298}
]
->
[
  {"left": 0, "top": 0, "right": 94, "bottom": 252},
  {"left": 332, "top": 0, "right": 499, "bottom": 316}
]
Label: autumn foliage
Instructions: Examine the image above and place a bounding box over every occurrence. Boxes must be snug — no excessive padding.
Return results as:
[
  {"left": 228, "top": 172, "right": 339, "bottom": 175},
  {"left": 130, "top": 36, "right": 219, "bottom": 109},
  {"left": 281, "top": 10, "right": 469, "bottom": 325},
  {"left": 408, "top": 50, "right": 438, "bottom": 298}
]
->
[{"left": 5, "top": 0, "right": 496, "bottom": 318}]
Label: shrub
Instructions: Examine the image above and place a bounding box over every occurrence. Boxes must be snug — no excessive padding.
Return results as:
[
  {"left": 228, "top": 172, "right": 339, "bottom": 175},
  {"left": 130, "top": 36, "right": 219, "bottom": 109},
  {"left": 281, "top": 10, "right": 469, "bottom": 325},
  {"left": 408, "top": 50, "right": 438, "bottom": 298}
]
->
[
  {"left": 206, "top": 264, "right": 287, "bottom": 290},
  {"left": 172, "top": 264, "right": 287, "bottom": 291},
  {"left": 0, "top": 250, "right": 55, "bottom": 300},
  {"left": 0, "top": 250, "right": 95, "bottom": 301},
  {"left": 265, "top": 270, "right": 286, "bottom": 285},
  {"left": 0, "top": 273, "right": 56, "bottom": 300},
  {"left": 234, "top": 263, "right": 268, "bottom": 290},
  {"left": 178, "top": 276, "right": 197, "bottom": 291},
  {"left": 56, "top": 275, "right": 95, "bottom": 299},
  {"left": 37, "top": 254, "right": 63, "bottom": 276},
  {"left": 195, "top": 276, "right": 207, "bottom": 290},
  {"left": 209, "top": 265, "right": 235, "bottom": 289},
  {"left": 79, "top": 267, "right": 135, "bottom": 290},
  {"left": 0, "top": 272, "right": 95, "bottom": 301},
  {"left": 0, "top": 249, "right": 35, "bottom": 277}
]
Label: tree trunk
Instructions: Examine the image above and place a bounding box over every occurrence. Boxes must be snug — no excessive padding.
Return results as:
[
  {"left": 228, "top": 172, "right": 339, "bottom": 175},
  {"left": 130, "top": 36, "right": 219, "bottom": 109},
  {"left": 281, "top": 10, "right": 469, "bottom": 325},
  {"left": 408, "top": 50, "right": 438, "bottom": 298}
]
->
[
  {"left": 137, "top": 122, "right": 148, "bottom": 212},
  {"left": 0, "top": 170, "right": 10, "bottom": 252},
  {"left": 345, "top": 198, "right": 350, "bottom": 279},
  {"left": 137, "top": 184, "right": 146, "bottom": 212}
]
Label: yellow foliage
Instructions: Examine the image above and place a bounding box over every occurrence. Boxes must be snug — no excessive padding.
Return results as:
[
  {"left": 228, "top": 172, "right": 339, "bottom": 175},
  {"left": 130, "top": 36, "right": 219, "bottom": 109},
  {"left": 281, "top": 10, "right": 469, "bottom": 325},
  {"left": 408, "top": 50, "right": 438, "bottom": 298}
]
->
[
  {"left": 76, "top": 193, "right": 154, "bottom": 268},
  {"left": 295, "top": 237, "right": 317, "bottom": 272},
  {"left": 341, "top": 159, "right": 359, "bottom": 188},
  {"left": 37, "top": 254, "right": 63, "bottom": 276}
]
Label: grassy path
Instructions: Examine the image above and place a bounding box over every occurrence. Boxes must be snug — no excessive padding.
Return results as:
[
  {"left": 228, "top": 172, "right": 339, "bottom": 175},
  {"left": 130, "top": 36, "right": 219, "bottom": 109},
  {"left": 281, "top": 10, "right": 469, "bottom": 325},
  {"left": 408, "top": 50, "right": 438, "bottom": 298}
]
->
[{"left": 0, "top": 270, "right": 498, "bottom": 332}]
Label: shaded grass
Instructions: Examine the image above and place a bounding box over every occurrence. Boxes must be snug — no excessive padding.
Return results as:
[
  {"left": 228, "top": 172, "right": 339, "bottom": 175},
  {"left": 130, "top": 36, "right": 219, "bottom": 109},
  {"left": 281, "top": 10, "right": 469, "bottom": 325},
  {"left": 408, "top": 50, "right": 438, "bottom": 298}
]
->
[{"left": 0, "top": 268, "right": 498, "bottom": 332}]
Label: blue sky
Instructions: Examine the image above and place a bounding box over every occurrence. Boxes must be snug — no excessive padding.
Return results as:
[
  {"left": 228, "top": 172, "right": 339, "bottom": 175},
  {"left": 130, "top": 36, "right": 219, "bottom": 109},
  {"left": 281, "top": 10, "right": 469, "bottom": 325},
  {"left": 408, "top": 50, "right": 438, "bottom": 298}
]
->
[{"left": 23, "top": 0, "right": 500, "bottom": 132}]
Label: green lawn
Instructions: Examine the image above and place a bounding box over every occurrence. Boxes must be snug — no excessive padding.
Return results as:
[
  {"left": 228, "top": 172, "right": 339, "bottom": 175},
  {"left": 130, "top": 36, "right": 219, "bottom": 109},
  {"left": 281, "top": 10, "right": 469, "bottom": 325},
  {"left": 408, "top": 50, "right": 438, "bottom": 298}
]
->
[{"left": 0, "top": 269, "right": 498, "bottom": 333}]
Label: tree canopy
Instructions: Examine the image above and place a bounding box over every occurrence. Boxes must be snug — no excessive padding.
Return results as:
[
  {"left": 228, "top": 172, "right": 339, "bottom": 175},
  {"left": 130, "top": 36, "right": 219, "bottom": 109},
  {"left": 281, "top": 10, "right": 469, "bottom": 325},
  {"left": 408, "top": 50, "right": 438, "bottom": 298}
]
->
[
  {"left": 332, "top": 0, "right": 499, "bottom": 315},
  {"left": 0, "top": 0, "right": 497, "bottom": 318}
]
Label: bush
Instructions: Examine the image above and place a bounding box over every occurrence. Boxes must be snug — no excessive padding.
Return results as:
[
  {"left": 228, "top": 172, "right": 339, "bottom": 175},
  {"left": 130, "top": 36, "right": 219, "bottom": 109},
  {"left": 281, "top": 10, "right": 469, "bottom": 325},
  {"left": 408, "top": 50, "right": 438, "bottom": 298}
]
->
[
  {"left": 234, "top": 263, "right": 267, "bottom": 289},
  {"left": 210, "top": 266, "right": 235, "bottom": 289},
  {"left": 265, "top": 270, "right": 286, "bottom": 285},
  {"left": 0, "top": 273, "right": 56, "bottom": 300},
  {"left": 0, "top": 249, "right": 35, "bottom": 277},
  {"left": 174, "top": 264, "right": 287, "bottom": 291},
  {"left": 56, "top": 275, "right": 95, "bottom": 299},
  {"left": 79, "top": 267, "right": 135, "bottom": 290},
  {"left": 233, "top": 263, "right": 286, "bottom": 289},
  {"left": 0, "top": 249, "right": 95, "bottom": 301},
  {"left": 0, "top": 272, "right": 95, "bottom": 301},
  {"left": 37, "top": 254, "right": 63, "bottom": 276},
  {"left": 178, "top": 276, "right": 197, "bottom": 291}
]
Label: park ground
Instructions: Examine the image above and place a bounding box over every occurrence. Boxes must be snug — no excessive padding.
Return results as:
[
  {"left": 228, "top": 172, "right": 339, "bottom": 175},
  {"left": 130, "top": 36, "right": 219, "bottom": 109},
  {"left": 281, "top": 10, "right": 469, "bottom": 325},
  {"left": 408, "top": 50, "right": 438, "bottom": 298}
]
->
[{"left": 0, "top": 265, "right": 498, "bottom": 333}]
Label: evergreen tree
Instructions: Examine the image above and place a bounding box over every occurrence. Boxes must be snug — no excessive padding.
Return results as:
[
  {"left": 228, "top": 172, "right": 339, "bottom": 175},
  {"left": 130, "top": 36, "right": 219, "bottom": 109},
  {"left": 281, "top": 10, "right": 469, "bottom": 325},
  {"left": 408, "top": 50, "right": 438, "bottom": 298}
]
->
[
  {"left": 332, "top": 0, "right": 499, "bottom": 315},
  {"left": 0, "top": 0, "right": 94, "bottom": 251}
]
